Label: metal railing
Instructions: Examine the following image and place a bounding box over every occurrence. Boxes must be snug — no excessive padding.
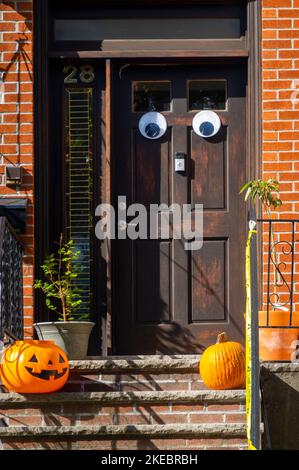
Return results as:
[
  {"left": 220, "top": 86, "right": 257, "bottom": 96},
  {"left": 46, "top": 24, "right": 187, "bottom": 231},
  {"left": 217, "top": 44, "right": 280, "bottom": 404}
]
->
[
  {"left": 0, "top": 217, "right": 23, "bottom": 342},
  {"left": 258, "top": 218, "right": 299, "bottom": 328},
  {"left": 248, "top": 212, "right": 299, "bottom": 449}
]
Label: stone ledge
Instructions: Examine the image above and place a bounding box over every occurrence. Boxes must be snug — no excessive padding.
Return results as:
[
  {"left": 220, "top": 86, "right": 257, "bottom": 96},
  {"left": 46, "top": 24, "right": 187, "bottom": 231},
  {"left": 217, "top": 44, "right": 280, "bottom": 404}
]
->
[
  {"left": 0, "top": 423, "right": 246, "bottom": 438},
  {"left": 0, "top": 389, "right": 245, "bottom": 405},
  {"left": 70, "top": 355, "right": 201, "bottom": 372},
  {"left": 261, "top": 362, "right": 299, "bottom": 373}
]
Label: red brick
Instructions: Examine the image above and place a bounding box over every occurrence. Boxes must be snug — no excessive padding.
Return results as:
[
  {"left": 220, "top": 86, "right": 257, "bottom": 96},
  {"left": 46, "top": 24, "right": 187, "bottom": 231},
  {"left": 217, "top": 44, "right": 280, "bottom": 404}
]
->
[
  {"left": 262, "top": 50, "right": 277, "bottom": 59},
  {"left": 263, "top": 142, "right": 293, "bottom": 151},
  {"left": 262, "top": 9, "right": 278, "bottom": 19},
  {"left": 264, "top": 121, "right": 293, "bottom": 130},
  {"left": 263, "top": 0, "right": 292, "bottom": 6},
  {"left": 278, "top": 9, "right": 299, "bottom": 18},
  {"left": 263, "top": 19, "right": 292, "bottom": 28},
  {"left": 264, "top": 101, "right": 293, "bottom": 110},
  {"left": 279, "top": 29, "right": 299, "bottom": 38},
  {"left": 3, "top": 11, "right": 27, "bottom": 21},
  {"left": 225, "top": 413, "right": 246, "bottom": 423},
  {"left": 207, "top": 404, "right": 241, "bottom": 412},
  {"left": 190, "top": 413, "right": 225, "bottom": 423},
  {"left": 263, "top": 39, "right": 292, "bottom": 49},
  {"left": 280, "top": 132, "right": 299, "bottom": 141},
  {"left": 8, "top": 415, "right": 42, "bottom": 426},
  {"left": 263, "top": 72, "right": 277, "bottom": 81},
  {"left": 263, "top": 30, "right": 278, "bottom": 39},
  {"left": 0, "top": 23, "right": 15, "bottom": 31},
  {"left": 263, "top": 60, "right": 292, "bottom": 69},
  {"left": 263, "top": 80, "right": 292, "bottom": 90},
  {"left": 280, "top": 50, "right": 299, "bottom": 58},
  {"left": 77, "top": 415, "right": 113, "bottom": 425},
  {"left": 263, "top": 90, "right": 278, "bottom": 100}
]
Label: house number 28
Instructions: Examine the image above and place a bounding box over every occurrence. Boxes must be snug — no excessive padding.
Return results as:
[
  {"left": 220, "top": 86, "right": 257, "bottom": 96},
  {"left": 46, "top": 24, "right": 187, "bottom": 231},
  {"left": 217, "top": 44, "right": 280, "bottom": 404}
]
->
[{"left": 63, "top": 65, "right": 95, "bottom": 84}]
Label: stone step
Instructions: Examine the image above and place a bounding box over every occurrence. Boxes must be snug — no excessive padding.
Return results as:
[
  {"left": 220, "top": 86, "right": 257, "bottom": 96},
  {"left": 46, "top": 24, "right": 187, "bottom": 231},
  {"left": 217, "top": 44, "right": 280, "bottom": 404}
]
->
[
  {"left": 0, "top": 389, "right": 246, "bottom": 431},
  {"left": 66, "top": 355, "right": 203, "bottom": 392},
  {"left": 0, "top": 389, "right": 245, "bottom": 404},
  {"left": 70, "top": 355, "right": 200, "bottom": 372},
  {"left": 0, "top": 356, "right": 248, "bottom": 450},
  {"left": 0, "top": 422, "right": 246, "bottom": 437},
  {"left": 0, "top": 423, "right": 248, "bottom": 450}
]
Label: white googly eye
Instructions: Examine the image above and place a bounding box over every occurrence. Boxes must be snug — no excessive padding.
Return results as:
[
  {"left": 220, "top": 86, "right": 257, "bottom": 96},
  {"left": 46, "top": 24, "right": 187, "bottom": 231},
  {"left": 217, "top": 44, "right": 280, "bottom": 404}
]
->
[
  {"left": 138, "top": 112, "right": 167, "bottom": 140},
  {"left": 192, "top": 111, "right": 221, "bottom": 138}
]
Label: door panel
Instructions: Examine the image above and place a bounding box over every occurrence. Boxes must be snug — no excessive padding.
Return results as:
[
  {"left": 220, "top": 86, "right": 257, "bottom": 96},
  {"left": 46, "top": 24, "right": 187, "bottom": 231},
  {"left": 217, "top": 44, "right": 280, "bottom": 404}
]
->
[
  {"left": 135, "top": 240, "right": 171, "bottom": 324},
  {"left": 191, "top": 239, "right": 227, "bottom": 323},
  {"left": 190, "top": 128, "right": 227, "bottom": 209},
  {"left": 134, "top": 130, "right": 171, "bottom": 207},
  {"left": 113, "top": 64, "right": 247, "bottom": 354}
]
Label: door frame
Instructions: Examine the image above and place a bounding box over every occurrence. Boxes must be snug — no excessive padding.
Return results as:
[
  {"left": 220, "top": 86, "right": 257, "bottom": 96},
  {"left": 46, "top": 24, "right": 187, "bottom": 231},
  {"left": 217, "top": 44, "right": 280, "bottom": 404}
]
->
[{"left": 33, "top": 0, "right": 262, "bottom": 355}]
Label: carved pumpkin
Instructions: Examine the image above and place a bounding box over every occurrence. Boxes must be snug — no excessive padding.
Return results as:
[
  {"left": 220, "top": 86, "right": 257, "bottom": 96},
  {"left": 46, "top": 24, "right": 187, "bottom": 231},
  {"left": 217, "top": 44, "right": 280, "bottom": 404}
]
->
[
  {"left": 0, "top": 340, "right": 69, "bottom": 393},
  {"left": 199, "top": 332, "right": 245, "bottom": 390}
]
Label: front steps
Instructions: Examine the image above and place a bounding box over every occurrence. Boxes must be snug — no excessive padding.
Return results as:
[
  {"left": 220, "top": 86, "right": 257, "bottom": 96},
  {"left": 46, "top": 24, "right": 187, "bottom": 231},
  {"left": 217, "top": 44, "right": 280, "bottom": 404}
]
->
[{"left": 0, "top": 356, "right": 247, "bottom": 450}]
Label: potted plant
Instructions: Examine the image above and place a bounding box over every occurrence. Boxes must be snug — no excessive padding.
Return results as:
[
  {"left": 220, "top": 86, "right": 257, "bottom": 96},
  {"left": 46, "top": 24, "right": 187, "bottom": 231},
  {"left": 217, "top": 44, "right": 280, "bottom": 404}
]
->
[
  {"left": 33, "top": 235, "right": 95, "bottom": 360},
  {"left": 240, "top": 178, "right": 299, "bottom": 361}
]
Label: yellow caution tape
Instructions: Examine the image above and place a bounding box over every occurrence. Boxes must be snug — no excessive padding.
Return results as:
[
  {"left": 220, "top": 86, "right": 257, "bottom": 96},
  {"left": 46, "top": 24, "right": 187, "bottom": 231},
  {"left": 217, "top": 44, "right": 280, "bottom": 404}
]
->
[{"left": 245, "top": 222, "right": 257, "bottom": 451}]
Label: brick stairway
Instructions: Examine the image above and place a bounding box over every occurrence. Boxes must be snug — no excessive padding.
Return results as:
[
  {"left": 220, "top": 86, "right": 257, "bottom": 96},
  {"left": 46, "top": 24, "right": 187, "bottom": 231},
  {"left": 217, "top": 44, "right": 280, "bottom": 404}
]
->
[{"left": 0, "top": 356, "right": 247, "bottom": 450}]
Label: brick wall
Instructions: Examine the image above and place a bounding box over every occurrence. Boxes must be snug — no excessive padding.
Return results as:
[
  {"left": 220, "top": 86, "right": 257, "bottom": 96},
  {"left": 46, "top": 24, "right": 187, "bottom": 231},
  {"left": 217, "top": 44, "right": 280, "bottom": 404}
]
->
[
  {"left": 0, "top": 0, "right": 34, "bottom": 338},
  {"left": 262, "top": 1, "right": 299, "bottom": 310},
  {"left": 1, "top": 1, "right": 299, "bottom": 337}
]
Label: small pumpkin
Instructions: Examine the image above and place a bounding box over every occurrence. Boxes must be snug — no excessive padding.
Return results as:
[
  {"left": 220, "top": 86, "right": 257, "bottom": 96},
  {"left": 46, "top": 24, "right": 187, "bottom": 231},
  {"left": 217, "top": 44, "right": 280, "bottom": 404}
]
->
[
  {"left": 199, "top": 332, "right": 245, "bottom": 390},
  {"left": 0, "top": 340, "right": 69, "bottom": 393}
]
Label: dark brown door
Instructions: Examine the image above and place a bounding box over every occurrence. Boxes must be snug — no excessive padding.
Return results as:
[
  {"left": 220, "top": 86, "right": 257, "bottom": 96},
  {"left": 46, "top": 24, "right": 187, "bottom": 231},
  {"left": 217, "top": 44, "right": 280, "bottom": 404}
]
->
[{"left": 113, "top": 63, "right": 247, "bottom": 354}]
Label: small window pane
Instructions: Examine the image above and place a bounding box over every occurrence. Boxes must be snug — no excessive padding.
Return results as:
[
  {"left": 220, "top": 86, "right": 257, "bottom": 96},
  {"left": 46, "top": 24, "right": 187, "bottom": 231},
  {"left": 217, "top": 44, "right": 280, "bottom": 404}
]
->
[
  {"left": 189, "top": 81, "right": 226, "bottom": 111},
  {"left": 133, "top": 81, "right": 171, "bottom": 112},
  {"left": 54, "top": 18, "right": 241, "bottom": 41}
]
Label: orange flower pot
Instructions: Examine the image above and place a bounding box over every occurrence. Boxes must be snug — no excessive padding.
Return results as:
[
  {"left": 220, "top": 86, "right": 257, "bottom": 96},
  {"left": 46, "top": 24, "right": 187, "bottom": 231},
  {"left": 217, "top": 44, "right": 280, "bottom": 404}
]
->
[{"left": 259, "top": 310, "right": 299, "bottom": 361}]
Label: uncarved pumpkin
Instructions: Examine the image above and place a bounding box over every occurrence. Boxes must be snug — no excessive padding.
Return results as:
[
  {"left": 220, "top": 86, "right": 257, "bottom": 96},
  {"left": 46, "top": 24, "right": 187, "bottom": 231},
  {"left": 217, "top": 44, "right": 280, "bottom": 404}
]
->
[
  {"left": 199, "top": 332, "right": 245, "bottom": 390},
  {"left": 0, "top": 340, "right": 69, "bottom": 393}
]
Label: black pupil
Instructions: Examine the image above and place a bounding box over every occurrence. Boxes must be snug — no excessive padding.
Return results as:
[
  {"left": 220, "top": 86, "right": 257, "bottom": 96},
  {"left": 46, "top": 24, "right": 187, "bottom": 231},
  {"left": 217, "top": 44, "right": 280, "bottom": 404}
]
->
[
  {"left": 30, "top": 354, "right": 38, "bottom": 363},
  {"left": 199, "top": 121, "right": 214, "bottom": 137},
  {"left": 145, "top": 123, "right": 160, "bottom": 138}
]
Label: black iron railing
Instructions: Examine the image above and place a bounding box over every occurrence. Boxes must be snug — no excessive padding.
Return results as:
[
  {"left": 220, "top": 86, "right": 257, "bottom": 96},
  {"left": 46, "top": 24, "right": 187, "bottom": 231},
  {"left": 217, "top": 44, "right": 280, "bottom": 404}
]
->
[
  {"left": 0, "top": 217, "right": 23, "bottom": 342},
  {"left": 258, "top": 218, "right": 299, "bottom": 328},
  {"left": 248, "top": 214, "right": 299, "bottom": 449}
]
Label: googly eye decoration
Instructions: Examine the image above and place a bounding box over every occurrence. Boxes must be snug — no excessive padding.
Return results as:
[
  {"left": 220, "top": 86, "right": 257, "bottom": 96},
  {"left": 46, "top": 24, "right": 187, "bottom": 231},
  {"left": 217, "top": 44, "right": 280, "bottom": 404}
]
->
[
  {"left": 192, "top": 111, "right": 221, "bottom": 138},
  {"left": 138, "top": 112, "right": 167, "bottom": 140}
]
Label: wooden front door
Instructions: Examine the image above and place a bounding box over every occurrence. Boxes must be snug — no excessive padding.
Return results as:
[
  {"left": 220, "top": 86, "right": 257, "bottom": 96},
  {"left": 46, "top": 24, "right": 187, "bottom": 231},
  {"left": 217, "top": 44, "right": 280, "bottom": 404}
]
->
[{"left": 113, "top": 63, "right": 247, "bottom": 354}]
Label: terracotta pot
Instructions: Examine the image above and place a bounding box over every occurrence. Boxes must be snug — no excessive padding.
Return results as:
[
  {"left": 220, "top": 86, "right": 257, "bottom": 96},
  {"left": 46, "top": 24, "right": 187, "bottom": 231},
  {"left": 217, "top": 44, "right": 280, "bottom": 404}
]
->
[{"left": 259, "top": 310, "right": 299, "bottom": 361}]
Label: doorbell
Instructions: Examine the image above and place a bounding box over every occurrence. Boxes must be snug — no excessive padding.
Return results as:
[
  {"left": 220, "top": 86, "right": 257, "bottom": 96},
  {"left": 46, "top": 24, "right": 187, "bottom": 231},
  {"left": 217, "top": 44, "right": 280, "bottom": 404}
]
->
[{"left": 175, "top": 152, "right": 186, "bottom": 173}]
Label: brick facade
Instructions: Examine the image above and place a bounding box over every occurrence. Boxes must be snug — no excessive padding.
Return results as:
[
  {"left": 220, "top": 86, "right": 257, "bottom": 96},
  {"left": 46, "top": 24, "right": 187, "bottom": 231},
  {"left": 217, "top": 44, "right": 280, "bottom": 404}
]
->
[
  {"left": 0, "top": 0, "right": 34, "bottom": 338},
  {"left": 262, "top": 1, "right": 299, "bottom": 310},
  {"left": 1, "top": 1, "right": 299, "bottom": 334}
]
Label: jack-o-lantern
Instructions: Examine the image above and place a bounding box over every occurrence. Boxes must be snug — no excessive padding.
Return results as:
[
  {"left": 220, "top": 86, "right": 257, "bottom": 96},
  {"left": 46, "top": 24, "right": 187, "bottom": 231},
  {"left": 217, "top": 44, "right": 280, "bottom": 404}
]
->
[{"left": 0, "top": 340, "right": 69, "bottom": 393}]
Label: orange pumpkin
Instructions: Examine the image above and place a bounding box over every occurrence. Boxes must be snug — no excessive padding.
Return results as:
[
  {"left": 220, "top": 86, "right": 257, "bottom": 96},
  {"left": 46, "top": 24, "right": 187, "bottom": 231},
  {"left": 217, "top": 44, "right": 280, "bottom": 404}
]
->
[
  {"left": 0, "top": 340, "right": 69, "bottom": 393},
  {"left": 199, "top": 332, "right": 245, "bottom": 390}
]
